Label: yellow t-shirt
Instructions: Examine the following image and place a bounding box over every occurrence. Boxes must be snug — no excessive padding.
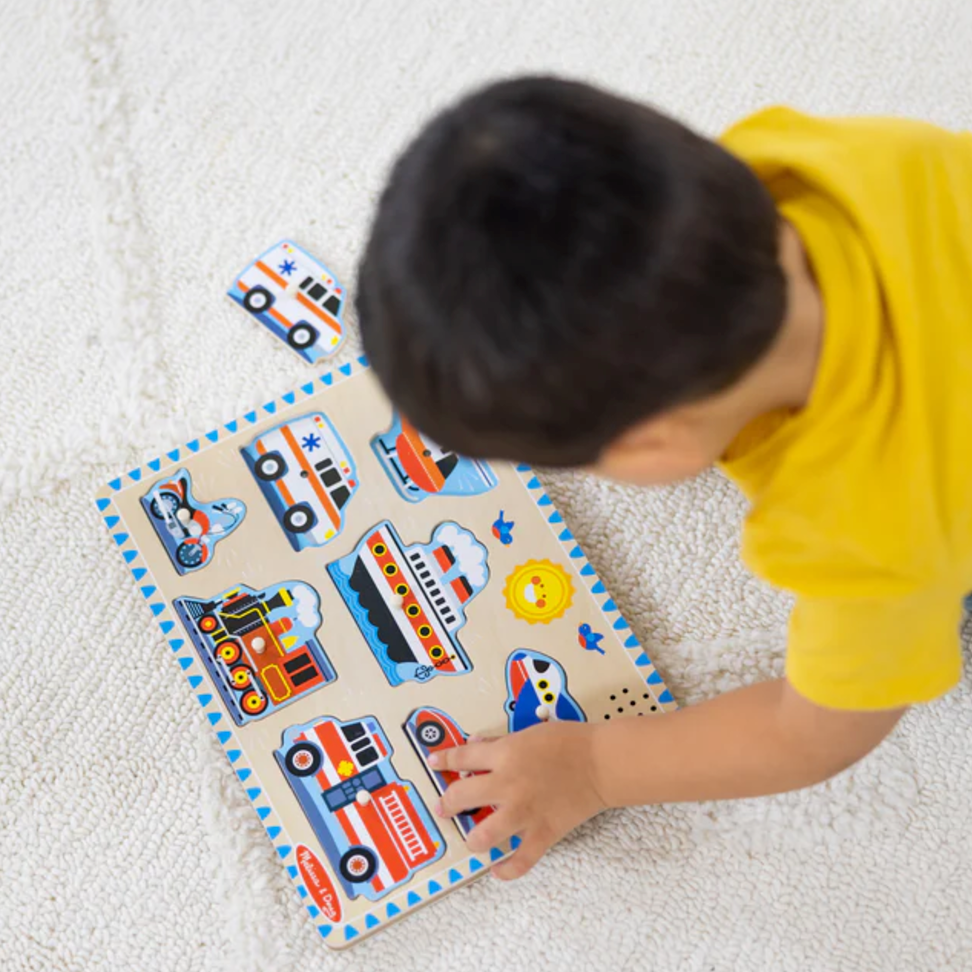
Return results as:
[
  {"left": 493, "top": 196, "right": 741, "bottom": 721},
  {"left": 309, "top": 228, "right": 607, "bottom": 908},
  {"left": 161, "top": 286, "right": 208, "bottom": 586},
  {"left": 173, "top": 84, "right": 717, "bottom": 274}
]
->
[{"left": 718, "top": 108, "right": 972, "bottom": 710}]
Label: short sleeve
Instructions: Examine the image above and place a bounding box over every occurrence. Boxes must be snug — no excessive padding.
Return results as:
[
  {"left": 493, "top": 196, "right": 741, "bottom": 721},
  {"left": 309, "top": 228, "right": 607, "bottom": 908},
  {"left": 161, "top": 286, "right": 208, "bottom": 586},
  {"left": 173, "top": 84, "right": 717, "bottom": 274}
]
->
[{"left": 786, "top": 586, "right": 965, "bottom": 710}]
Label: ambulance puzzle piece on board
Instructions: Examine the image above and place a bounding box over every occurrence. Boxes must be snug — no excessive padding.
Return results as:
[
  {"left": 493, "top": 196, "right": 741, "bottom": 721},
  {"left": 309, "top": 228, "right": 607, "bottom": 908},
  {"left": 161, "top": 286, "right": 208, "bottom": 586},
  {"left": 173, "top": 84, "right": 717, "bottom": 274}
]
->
[
  {"left": 327, "top": 521, "right": 488, "bottom": 686},
  {"left": 174, "top": 581, "right": 336, "bottom": 725},
  {"left": 276, "top": 714, "right": 445, "bottom": 901},
  {"left": 403, "top": 706, "right": 495, "bottom": 840},
  {"left": 371, "top": 412, "right": 497, "bottom": 503},
  {"left": 228, "top": 239, "right": 345, "bottom": 361},
  {"left": 241, "top": 412, "right": 358, "bottom": 551},
  {"left": 140, "top": 469, "right": 245, "bottom": 574}
]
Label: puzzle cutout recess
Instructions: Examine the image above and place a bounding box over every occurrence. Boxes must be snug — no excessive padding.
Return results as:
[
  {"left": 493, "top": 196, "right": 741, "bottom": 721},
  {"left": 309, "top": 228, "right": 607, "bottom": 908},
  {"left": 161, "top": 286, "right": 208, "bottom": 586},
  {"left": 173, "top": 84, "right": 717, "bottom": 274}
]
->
[{"left": 96, "top": 243, "right": 677, "bottom": 950}]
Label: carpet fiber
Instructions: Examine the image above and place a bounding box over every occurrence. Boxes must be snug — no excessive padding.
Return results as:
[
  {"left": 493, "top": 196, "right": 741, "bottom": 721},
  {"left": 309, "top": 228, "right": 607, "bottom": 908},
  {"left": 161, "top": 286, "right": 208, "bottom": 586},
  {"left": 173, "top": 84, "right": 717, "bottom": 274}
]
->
[{"left": 3, "top": 2, "right": 972, "bottom": 969}]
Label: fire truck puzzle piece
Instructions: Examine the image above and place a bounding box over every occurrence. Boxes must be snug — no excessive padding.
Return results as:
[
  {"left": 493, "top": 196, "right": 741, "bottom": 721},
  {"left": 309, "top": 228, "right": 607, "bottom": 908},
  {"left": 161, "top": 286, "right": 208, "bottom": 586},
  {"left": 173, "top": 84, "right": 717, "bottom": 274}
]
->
[
  {"left": 228, "top": 239, "right": 345, "bottom": 362},
  {"left": 327, "top": 520, "right": 488, "bottom": 686},
  {"left": 504, "top": 649, "right": 587, "bottom": 732},
  {"left": 371, "top": 412, "right": 497, "bottom": 503},
  {"left": 140, "top": 469, "right": 245, "bottom": 575},
  {"left": 276, "top": 715, "right": 445, "bottom": 902},
  {"left": 241, "top": 412, "right": 358, "bottom": 551},
  {"left": 174, "top": 581, "right": 336, "bottom": 725},
  {"left": 403, "top": 707, "right": 495, "bottom": 840}
]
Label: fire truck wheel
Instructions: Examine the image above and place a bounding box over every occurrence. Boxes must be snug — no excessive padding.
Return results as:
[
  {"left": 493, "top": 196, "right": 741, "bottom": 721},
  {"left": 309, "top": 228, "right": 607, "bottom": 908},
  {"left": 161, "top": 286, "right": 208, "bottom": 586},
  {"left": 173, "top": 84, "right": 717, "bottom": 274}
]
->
[
  {"left": 283, "top": 503, "right": 316, "bottom": 534},
  {"left": 242, "top": 285, "right": 274, "bottom": 313},
  {"left": 149, "top": 491, "right": 180, "bottom": 519},
  {"left": 339, "top": 847, "right": 378, "bottom": 883},
  {"left": 416, "top": 720, "right": 446, "bottom": 747},
  {"left": 254, "top": 452, "right": 286, "bottom": 481},
  {"left": 284, "top": 743, "right": 322, "bottom": 777},
  {"left": 287, "top": 323, "right": 318, "bottom": 350},
  {"left": 176, "top": 541, "right": 205, "bottom": 568}
]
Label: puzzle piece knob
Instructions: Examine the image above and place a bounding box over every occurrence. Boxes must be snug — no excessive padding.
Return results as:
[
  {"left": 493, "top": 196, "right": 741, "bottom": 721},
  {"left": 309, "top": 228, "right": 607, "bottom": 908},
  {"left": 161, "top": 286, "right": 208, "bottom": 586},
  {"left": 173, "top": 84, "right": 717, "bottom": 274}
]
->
[
  {"left": 251, "top": 637, "right": 266, "bottom": 654},
  {"left": 535, "top": 704, "right": 551, "bottom": 722},
  {"left": 176, "top": 508, "right": 191, "bottom": 523},
  {"left": 356, "top": 789, "right": 372, "bottom": 806},
  {"left": 390, "top": 594, "right": 405, "bottom": 609}
]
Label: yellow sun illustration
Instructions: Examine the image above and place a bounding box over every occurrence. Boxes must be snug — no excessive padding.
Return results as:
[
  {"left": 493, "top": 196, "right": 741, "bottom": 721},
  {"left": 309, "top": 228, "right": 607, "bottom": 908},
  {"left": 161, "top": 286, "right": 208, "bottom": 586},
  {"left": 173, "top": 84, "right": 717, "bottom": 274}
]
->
[{"left": 503, "top": 560, "right": 574, "bottom": 624}]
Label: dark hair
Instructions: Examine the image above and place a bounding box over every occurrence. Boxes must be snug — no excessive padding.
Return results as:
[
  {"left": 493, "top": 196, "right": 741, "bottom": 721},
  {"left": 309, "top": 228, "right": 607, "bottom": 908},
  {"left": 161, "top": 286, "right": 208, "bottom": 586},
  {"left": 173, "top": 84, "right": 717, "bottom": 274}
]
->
[{"left": 357, "top": 76, "right": 786, "bottom": 466}]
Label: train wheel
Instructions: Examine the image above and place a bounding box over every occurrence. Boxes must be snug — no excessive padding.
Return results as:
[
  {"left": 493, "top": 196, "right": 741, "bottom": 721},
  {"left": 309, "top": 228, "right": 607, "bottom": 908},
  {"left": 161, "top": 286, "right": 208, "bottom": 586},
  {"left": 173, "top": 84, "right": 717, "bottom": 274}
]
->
[
  {"left": 217, "top": 640, "right": 242, "bottom": 665},
  {"left": 339, "top": 847, "right": 378, "bottom": 883},
  {"left": 199, "top": 615, "right": 219, "bottom": 634},
  {"left": 241, "top": 691, "right": 268, "bottom": 717},
  {"left": 242, "top": 285, "right": 274, "bottom": 313},
  {"left": 229, "top": 665, "right": 253, "bottom": 689},
  {"left": 284, "top": 742, "right": 322, "bottom": 777},
  {"left": 416, "top": 720, "right": 446, "bottom": 747}
]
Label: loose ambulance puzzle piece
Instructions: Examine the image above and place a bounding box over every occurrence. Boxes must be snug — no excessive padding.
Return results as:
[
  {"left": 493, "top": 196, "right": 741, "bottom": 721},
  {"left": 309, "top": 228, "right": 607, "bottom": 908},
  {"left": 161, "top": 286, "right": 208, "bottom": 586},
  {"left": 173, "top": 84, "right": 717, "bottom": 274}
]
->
[
  {"left": 327, "top": 520, "right": 488, "bottom": 686},
  {"left": 140, "top": 469, "right": 245, "bottom": 574},
  {"left": 241, "top": 411, "right": 358, "bottom": 551},
  {"left": 174, "top": 581, "right": 336, "bottom": 725},
  {"left": 504, "top": 649, "right": 587, "bottom": 732},
  {"left": 276, "top": 715, "right": 446, "bottom": 902},
  {"left": 403, "top": 707, "right": 495, "bottom": 840},
  {"left": 228, "top": 239, "right": 345, "bottom": 362},
  {"left": 371, "top": 412, "right": 497, "bottom": 503}
]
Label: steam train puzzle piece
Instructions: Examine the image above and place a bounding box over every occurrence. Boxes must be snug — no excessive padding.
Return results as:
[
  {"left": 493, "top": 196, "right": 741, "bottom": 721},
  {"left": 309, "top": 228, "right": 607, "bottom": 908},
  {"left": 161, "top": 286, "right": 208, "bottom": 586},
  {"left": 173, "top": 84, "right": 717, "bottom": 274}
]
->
[
  {"left": 371, "top": 412, "right": 497, "bottom": 503},
  {"left": 403, "top": 707, "right": 494, "bottom": 840},
  {"left": 228, "top": 239, "right": 345, "bottom": 361},
  {"left": 504, "top": 649, "right": 587, "bottom": 732},
  {"left": 327, "top": 521, "right": 488, "bottom": 686},
  {"left": 241, "top": 412, "right": 358, "bottom": 551},
  {"left": 140, "top": 469, "right": 245, "bottom": 574},
  {"left": 276, "top": 715, "right": 445, "bottom": 901},
  {"left": 174, "top": 582, "right": 336, "bottom": 725}
]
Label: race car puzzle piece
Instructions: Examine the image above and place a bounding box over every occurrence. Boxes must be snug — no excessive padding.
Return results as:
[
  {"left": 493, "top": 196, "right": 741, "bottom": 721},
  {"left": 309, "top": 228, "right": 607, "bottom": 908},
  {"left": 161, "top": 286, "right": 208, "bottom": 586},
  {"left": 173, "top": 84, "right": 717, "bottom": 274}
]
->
[
  {"left": 174, "top": 581, "right": 336, "bottom": 725},
  {"left": 228, "top": 239, "right": 345, "bottom": 362},
  {"left": 140, "top": 469, "right": 245, "bottom": 575},
  {"left": 276, "top": 714, "right": 445, "bottom": 902},
  {"left": 371, "top": 412, "right": 497, "bottom": 503},
  {"left": 403, "top": 706, "right": 495, "bottom": 840},
  {"left": 504, "top": 649, "right": 587, "bottom": 732},
  {"left": 241, "top": 412, "right": 358, "bottom": 551},
  {"left": 327, "top": 520, "right": 488, "bottom": 686}
]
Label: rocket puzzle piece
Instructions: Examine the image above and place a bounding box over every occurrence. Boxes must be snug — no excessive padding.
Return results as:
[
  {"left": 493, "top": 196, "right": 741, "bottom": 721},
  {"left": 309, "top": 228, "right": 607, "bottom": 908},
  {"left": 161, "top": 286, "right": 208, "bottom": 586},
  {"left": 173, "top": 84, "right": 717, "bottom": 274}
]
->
[{"left": 504, "top": 649, "right": 587, "bottom": 732}]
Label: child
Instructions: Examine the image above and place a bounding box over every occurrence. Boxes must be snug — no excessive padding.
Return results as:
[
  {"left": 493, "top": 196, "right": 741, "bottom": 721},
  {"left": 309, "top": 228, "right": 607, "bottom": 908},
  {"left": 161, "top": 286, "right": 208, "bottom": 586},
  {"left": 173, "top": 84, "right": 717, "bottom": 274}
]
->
[{"left": 355, "top": 76, "right": 972, "bottom": 880}]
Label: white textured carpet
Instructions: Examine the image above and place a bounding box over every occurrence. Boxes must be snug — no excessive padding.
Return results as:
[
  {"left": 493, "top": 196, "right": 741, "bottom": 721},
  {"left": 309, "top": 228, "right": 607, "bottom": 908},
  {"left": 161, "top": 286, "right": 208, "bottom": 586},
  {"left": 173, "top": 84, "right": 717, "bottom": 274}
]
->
[{"left": 4, "top": 1, "right": 972, "bottom": 969}]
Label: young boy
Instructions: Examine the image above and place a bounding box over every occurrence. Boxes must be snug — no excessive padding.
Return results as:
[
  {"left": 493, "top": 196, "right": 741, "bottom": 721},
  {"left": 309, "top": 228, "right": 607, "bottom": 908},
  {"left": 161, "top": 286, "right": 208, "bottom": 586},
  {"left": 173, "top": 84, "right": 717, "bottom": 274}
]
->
[{"left": 355, "top": 76, "right": 972, "bottom": 881}]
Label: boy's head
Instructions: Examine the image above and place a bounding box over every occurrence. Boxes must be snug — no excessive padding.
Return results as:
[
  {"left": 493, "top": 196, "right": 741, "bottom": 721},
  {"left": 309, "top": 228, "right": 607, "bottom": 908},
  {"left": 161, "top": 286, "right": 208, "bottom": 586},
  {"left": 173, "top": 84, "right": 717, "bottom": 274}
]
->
[{"left": 357, "top": 76, "right": 787, "bottom": 482}]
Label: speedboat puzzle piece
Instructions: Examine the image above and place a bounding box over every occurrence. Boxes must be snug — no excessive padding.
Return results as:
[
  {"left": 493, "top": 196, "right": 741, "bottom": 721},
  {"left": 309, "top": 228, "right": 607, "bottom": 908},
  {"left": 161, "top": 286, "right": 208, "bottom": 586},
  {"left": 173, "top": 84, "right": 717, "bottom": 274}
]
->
[
  {"left": 403, "top": 706, "right": 495, "bottom": 840},
  {"left": 241, "top": 411, "right": 358, "bottom": 551},
  {"left": 504, "top": 649, "right": 587, "bottom": 732},
  {"left": 327, "top": 520, "right": 488, "bottom": 686},
  {"left": 174, "top": 581, "right": 336, "bottom": 726},
  {"left": 371, "top": 412, "right": 497, "bottom": 503},
  {"left": 228, "top": 239, "right": 345, "bottom": 362},
  {"left": 140, "top": 469, "right": 245, "bottom": 574},
  {"left": 276, "top": 714, "right": 445, "bottom": 902}
]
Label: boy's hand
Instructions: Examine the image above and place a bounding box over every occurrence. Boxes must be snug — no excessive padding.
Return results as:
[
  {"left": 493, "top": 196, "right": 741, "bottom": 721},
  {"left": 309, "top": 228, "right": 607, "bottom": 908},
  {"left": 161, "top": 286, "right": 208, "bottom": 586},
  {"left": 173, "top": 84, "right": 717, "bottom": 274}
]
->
[{"left": 429, "top": 722, "right": 607, "bottom": 880}]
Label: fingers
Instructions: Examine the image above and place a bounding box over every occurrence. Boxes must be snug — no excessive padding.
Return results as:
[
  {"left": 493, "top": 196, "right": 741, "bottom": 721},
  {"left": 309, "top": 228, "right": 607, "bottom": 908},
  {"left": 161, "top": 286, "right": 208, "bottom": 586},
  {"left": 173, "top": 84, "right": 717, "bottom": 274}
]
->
[
  {"left": 436, "top": 774, "right": 495, "bottom": 818},
  {"left": 465, "top": 809, "right": 518, "bottom": 854},
  {"left": 491, "top": 835, "right": 548, "bottom": 881},
  {"left": 428, "top": 738, "right": 498, "bottom": 774}
]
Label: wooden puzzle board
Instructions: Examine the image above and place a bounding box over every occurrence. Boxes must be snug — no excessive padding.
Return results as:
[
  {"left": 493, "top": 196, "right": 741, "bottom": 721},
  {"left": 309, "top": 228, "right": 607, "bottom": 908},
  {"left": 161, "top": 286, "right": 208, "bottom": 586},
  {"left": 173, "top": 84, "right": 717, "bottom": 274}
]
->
[{"left": 95, "top": 356, "right": 677, "bottom": 949}]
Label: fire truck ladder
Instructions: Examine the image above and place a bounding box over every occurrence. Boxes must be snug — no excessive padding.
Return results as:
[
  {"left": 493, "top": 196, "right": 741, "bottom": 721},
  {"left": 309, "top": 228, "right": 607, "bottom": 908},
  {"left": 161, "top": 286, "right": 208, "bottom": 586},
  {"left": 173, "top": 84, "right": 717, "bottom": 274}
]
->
[{"left": 379, "top": 790, "right": 423, "bottom": 863}]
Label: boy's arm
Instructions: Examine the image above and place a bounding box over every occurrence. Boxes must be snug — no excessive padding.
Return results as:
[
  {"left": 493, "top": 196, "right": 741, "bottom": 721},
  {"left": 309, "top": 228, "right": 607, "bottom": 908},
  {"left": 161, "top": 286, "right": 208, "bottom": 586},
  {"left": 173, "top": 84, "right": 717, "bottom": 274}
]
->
[{"left": 430, "top": 679, "right": 904, "bottom": 879}]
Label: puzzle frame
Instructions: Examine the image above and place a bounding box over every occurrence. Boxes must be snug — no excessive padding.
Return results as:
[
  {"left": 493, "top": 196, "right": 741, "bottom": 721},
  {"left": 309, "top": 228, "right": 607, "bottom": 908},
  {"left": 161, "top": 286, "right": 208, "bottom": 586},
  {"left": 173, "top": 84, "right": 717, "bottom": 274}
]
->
[{"left": 95, "top": 355, "right": 677, "bottom": 949}]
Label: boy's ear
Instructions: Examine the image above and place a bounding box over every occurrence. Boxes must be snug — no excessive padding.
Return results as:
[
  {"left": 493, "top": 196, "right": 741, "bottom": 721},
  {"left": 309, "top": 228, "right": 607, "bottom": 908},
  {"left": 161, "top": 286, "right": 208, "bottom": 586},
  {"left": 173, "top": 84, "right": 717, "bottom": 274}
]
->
[{"left": 593, "top": 413, "right": 711, "bottom": 486}]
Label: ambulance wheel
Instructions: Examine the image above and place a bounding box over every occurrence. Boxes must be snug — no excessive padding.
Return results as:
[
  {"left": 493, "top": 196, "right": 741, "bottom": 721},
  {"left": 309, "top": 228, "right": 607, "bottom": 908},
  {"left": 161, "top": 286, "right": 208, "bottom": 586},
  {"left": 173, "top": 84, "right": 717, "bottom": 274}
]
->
[
  {"left": 254, "top": 452, "right": 286, "bottom": 481},
  {"left": 340, "top": 847, "right": 378, "bottom": 883},
  {"left": 287, "top": 323, "right": 318, "bottom": 350},
  {"left": 284, "top": 742, "right": 322, "bottom": 777},
  {"left": 243, "top": 285, "right": 274, "bottom": 313},
  {"left": 283, "top": 503, "right": 315, "bottom": 534},
  {"left": 416, "top": 720, "right": 446, "bottom": 747}
]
